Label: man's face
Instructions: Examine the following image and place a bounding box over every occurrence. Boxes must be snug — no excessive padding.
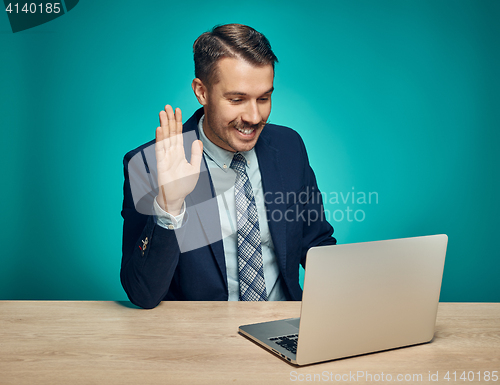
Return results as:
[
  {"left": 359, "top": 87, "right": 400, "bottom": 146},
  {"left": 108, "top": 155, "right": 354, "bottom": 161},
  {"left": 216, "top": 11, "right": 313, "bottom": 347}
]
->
[{"left": 200, "top": 57, "right": 274, "bottom": 153}]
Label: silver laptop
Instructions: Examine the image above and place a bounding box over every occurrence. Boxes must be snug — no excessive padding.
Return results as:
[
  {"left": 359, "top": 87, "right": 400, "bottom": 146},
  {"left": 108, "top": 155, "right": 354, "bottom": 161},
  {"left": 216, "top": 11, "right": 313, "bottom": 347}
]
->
[{"left": 238, "top": 234, "right": 448, "bottom": 365}]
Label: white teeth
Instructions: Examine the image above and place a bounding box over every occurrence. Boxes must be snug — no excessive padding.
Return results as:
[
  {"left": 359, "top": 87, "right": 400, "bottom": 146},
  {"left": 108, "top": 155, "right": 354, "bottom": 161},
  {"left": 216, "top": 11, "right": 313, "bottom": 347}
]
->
[{"left": 236, "top": 127, "right": 254, "bottom": 135}]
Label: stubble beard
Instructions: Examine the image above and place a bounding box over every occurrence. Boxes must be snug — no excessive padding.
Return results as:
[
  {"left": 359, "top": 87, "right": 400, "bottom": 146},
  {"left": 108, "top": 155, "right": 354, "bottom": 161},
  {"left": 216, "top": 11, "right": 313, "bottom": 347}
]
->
[{"left": 204, "top": 107, "right": 268, "bottom": 153}]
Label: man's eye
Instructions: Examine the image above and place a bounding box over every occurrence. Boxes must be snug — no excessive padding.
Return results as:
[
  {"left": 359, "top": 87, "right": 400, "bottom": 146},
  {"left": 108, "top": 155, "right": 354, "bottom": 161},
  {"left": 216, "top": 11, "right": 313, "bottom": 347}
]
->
[
  {"left": 258, "top": 98, "right": 269, "bottom": 101},
  {"left": 231, "top": 99, "right": 243, "bottom": 103}
]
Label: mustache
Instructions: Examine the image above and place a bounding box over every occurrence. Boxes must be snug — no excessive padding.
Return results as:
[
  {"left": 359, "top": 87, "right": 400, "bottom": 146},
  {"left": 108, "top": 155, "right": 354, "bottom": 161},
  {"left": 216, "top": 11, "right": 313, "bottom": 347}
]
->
[{"left": 230, "top": 119, "right": 268, "bottom": 131}]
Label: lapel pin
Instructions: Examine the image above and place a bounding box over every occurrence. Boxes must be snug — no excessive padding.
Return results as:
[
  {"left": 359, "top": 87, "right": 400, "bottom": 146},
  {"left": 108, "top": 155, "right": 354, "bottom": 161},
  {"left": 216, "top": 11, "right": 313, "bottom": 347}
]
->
[{"left": 139, "top": 237, "right": 149, "bottom": 255}]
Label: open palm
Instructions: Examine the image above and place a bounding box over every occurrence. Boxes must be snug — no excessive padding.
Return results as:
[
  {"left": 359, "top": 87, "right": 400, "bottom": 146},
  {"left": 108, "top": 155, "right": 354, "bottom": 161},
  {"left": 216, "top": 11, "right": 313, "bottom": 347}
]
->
[{"left": 155, "top": 105, "right": 203, "bottom": 216}]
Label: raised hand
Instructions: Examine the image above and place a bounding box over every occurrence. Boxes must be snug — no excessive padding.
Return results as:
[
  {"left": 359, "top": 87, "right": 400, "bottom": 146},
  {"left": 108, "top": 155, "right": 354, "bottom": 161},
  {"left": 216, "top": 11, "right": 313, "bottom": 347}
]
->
[{"left": 155, "top": 105, "right": 203, "bottom": 216}]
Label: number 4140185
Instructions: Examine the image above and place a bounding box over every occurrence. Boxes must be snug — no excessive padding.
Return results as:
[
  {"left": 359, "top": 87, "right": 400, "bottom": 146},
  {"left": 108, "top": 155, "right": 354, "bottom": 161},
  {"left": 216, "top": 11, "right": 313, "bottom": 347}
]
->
[
  {"left": 443, "top": 371, "right": 498, "bottom": 382},
  {"left": 5, "top": 3, "right": 61, "bottom": 14}
]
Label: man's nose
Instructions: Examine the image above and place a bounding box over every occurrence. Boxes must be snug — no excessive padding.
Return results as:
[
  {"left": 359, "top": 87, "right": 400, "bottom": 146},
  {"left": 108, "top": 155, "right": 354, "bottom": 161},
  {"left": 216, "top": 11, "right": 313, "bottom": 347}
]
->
[{"left": 241, "top": 100, "right": 262, "bottom": 126}]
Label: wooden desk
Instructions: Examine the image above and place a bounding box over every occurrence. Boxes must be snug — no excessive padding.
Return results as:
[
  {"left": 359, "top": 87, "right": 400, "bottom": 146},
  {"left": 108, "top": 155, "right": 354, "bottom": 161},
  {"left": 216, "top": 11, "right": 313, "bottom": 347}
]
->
[{"left": 0, "top": 302, "right": 498, "bottom": 384}]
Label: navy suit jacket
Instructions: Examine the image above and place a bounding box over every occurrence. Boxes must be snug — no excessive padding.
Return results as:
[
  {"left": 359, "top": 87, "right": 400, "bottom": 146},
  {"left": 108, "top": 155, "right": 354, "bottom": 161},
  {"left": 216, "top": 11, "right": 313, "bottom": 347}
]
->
[{"left": 121, "top": 108, "right": 336, "bottom": 308}]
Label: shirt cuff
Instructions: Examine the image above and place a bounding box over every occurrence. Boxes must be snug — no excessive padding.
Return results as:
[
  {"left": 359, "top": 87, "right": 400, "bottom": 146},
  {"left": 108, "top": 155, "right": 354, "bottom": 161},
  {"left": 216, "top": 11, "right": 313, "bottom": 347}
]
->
[{"left": 153, "top": 197, "right": 186, "bottom": 230}]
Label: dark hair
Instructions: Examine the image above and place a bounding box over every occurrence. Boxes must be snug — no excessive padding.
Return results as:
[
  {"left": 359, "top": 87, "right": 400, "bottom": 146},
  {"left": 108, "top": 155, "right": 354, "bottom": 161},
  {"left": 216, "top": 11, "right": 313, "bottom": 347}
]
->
[{"left": 193, "top": 24, "right": 278, "bottom": 87}]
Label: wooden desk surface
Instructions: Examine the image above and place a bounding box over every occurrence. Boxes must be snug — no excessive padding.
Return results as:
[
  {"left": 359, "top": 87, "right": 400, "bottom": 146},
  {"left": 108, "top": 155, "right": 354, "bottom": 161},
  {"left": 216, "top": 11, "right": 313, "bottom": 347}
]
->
[{"left": 0, "top": 302, "right": 498, "bottom": 384}]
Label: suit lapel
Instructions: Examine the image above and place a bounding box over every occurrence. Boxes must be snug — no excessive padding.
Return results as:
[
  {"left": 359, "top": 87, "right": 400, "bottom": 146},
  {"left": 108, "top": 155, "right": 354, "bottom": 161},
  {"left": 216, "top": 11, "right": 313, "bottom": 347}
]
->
[
  {"left": 183, "top": 110, "right": 227, "bottom": 287},
  {"left": 255, "top": 135, "right": 288, "bottom": 275}
]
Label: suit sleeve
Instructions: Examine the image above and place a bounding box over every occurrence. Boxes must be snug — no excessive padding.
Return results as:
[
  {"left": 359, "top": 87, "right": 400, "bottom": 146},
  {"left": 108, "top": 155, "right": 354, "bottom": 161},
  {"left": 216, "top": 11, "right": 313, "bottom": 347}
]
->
[
  {"left": 120, "top": 153, "right": 181, "bottom": 309},
  {"left": 298, "top": 136, "right": 337, "bottom": 267}
]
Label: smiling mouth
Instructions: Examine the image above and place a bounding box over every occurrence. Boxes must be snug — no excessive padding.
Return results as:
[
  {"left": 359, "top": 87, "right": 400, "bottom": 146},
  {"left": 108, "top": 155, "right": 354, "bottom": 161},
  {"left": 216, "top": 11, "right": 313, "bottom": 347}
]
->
[
  {"left": 232, "top": 120, "right": 266, "bottom": 136},
  {"left": 236, "top": 126, "right": 256, "bottom": 135}
]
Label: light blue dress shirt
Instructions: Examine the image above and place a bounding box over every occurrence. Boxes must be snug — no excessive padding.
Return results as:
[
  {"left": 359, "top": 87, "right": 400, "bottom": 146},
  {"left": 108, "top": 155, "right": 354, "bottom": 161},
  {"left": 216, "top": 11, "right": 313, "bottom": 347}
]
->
[{"left": 153, "top": 115, "right": 285, "bottom": 301}]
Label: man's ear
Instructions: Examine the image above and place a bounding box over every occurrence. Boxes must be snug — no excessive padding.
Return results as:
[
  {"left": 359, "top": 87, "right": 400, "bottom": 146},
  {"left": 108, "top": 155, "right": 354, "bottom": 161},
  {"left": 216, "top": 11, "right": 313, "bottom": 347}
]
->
[{"left": 192, "top": 78, "right": 208, "bottom": 105}]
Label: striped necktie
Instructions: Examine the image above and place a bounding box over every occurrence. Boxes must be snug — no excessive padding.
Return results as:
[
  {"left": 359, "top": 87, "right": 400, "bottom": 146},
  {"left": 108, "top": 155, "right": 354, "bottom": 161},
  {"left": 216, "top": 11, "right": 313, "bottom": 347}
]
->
[{"left": 230, "top": 153, "right": 268, "bottom": 301}]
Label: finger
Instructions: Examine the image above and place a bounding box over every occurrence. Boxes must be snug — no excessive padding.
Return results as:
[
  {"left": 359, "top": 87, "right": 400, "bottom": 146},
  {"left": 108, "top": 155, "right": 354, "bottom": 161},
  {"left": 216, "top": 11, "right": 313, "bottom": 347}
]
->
[
  {"left": 155, "top": 124, "right": 163, "bottom": 144},
  {"left": 159, "top": 111, "right": 170, "bottom": 149},
  {"left": 166, "top": 105, "right": 177, "bottom": 146},
  {"left": 190, "top": 139, "right": 203, "bottom": 171},
  {"left": 159, "top": 107, "right": 168, "bottom": 132},
  {"left": 161, "top": 105, "right": 172, "bottom": 148},
  {"left": 175, "top": 107, "right": 183, "bottom": 147},
  {"left": 155, "top": 126, "right": 166, "bottom": 162}
]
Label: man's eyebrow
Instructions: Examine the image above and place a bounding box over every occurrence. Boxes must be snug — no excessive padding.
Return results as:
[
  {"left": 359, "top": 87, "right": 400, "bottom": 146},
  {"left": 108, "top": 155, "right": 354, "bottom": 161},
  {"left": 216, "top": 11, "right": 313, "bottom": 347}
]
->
[
  {"left": 223, "top": 87, "right": 274, "bottom": 97},
  {"left": 223, "top": 91, "right": 246, "bottom": 97}
]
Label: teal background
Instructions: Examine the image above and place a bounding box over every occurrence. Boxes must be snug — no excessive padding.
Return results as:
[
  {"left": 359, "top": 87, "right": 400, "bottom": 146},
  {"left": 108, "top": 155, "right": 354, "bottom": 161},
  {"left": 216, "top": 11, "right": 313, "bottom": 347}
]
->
[{"left": 0, "top": 1, "right": 498, "bottom": 301}]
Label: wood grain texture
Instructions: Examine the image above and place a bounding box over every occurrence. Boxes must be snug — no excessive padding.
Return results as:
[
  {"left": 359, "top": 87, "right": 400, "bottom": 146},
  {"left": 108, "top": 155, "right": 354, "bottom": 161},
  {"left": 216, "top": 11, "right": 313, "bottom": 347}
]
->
[{"left": 0, "top": 302, "right": 498, "bottom": 384}]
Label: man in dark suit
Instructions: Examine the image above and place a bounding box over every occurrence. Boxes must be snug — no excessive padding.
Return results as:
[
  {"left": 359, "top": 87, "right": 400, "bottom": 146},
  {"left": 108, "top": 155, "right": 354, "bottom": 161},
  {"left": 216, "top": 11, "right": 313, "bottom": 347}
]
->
[{"left": 121, "top": 24, "right": 336, "bottom": 309}]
